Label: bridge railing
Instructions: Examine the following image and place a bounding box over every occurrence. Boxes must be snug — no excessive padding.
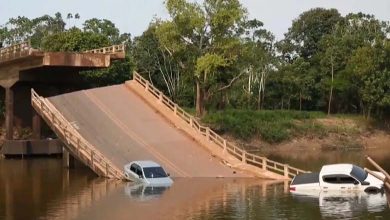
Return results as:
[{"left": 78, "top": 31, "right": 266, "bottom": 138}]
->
[
  {"left": 83, "top": 44, "right": 125, "bottom": 54},
  {"left": 31, "top": 89, "right": 125, "bottom": 179},
  {"left": 133, "top": 72, "right": 309, "bottom": 179},
  {"left": 0, "top": 41, "right": 32, "bottom": 63}
]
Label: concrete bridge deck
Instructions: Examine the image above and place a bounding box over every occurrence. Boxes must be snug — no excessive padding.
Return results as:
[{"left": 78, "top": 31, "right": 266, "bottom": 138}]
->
[
  {"left": 32, "top": 72, "right": 308, "bottom": 180},
  {"left": 48, "top": 84, "right": 247, "bottom": 177}
]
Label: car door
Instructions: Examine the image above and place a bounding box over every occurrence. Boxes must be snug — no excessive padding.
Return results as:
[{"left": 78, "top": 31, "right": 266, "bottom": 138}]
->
[
  {"left": 322, "top": 174, "right": 359, "bottom": 191},
  {"left": 337, "top": 175, "right": 360, "bottom": 191}
]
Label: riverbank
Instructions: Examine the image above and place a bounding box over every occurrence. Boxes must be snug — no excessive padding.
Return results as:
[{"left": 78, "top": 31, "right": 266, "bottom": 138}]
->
[{"left": 201, "top": 110, "right": 390, "bottom": 151}]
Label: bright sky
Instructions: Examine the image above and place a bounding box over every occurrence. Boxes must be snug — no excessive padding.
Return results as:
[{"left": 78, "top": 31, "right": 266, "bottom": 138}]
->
[{"left": 1, "top": 0, "right": 389, "bottom": 40}]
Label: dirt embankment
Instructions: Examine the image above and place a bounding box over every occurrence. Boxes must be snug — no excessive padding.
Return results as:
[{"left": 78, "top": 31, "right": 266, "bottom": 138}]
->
[{"left": 224, "top": 117, "right": 390, "bottom": 152}]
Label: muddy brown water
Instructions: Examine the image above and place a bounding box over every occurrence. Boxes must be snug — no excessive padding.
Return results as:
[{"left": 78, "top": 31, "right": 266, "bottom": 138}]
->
[{"left": 0, "top": 149, "right": 389, "bottom": 220}]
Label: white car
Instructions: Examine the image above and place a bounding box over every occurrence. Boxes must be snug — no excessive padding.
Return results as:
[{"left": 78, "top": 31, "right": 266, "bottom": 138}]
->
[
  {"left": 124, "top": 160, "right": 173, "bottom": 185},
  {"left": 290, "top": 164, "right": 385, "bottom": 193}
]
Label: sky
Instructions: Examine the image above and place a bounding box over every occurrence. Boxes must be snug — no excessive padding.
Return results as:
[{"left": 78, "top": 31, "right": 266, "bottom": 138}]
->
[{"left": 0, "top": 0, "right": 389, "bottom": 40}]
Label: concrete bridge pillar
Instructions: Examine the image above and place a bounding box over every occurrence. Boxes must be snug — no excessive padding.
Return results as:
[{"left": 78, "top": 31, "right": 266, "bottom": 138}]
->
[
  {"left": 5, "top": 87, "right": 14, "bottom": 140},
  {"left": 63, "top": 147, "right": 85, "bottom": 169},
  {"left": 32, "top": 110, "right": 41, "bottom": 139}
]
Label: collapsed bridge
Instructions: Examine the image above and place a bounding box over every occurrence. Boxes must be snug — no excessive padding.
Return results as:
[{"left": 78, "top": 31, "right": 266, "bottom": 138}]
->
[{"left": 31, "top": 72, "right": 308, "bottom": 179}]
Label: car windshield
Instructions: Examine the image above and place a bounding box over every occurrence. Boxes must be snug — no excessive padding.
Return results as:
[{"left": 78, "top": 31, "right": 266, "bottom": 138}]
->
[
  {"left": 350, "top": 165, "right": 368, "bottom": 182},
  {"left": 143, "top": 167, "right": 168, "bottom": 178}
]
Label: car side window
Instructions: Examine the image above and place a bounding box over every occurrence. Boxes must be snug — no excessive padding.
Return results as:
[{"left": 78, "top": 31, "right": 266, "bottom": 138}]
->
[
  {"left": 130, "top": 164, "right": 137, "bottom": 173},
  {"left": 339, "top": 176, "right": 356, "bottom": 184},
  {"left": 323, "top": 175, "right": 357, "bottom": 184},
  {"left": 323, "top": 176, "right": 338, "bottom": 184}
]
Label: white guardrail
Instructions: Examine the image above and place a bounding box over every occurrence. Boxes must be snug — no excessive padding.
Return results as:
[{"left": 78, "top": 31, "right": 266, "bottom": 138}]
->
[
  {"left": 133, "top": 72, "right": 309, "bottom": 179},
  {"left": 31, "top": 89, "right": 125, "bottom": 179},
  {"left": 0, "top": 41, "right": 32, "bottom": 62}
]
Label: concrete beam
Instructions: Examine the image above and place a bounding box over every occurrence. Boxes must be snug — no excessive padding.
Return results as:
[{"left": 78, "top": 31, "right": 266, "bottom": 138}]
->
[
  {"left": 43, "top": 52, "right": 110, "bottom": 67},
  {"left": 5, "top": 87, "right": 14, "bottom": 140}
]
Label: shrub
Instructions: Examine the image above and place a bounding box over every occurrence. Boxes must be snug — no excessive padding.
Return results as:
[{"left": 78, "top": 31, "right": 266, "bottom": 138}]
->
[{"left": 202, "top": 109, "right": 326, "bottom": 143}]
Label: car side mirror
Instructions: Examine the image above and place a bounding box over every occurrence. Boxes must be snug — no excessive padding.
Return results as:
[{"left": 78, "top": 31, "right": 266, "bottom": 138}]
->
[
  {"left": 361, "top": 181, "right": 370, "bottom": 186},
  {"left": 353, "top": 180, "right": 359, "bottom": 185},
  {"left": 167, "top": 173, "right": 170, "bottom": 177},
  {"left": 139, "top": 175, "right": 143, "bottom": 179}
]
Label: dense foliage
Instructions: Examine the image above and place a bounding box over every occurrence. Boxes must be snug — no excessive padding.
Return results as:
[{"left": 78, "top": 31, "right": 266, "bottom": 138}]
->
[
  {"left": 203, "top": 109, "right": 326, "bottom": 143},
  {"left": 1, "top": 3, "right": 389, "bottom": 121}
]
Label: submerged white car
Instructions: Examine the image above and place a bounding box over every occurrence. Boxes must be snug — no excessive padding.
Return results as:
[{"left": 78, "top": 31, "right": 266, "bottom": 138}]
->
[
  {"left": 290, "top": 164, "right": 385, "bottom": 193},
  {"left": 124, "top": 160, "right": 173, "bottom": 185}
]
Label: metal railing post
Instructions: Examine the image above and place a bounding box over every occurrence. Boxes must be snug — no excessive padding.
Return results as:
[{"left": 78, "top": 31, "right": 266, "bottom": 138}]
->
[
  {"left": 262, "top": 157, "right": 267, "bottom": 170},
  {"left": 284, "top": 164, "right": 289, "bottom": 179},
  {"left": 242, "top": 151, "right": 246, "bottom": 163},
  {"left": 91, "top": 152, "right": 94, "bottom": 168},
  {"left": 159, "top": 92, "right": 163, "bottom": 103},
  {"left": 174, "top": 104, "right": 178, "bottom": 115},
  {"left": 145, "top": 82, "right": 149, "bottom": 91},
  {"left": 223, "top": 140, "right": 227, "bottom": 154},
  {"left": 206, "top": 127, "right": 210, "bottom": 141}
]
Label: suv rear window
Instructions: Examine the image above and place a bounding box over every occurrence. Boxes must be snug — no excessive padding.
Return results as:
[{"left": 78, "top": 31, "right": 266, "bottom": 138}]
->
[
  {"left": 143, "top": 167, "right": 168, "bottom": 178},
  {"left": 350, "top": 165, "right": 368, "bottom": 182}
]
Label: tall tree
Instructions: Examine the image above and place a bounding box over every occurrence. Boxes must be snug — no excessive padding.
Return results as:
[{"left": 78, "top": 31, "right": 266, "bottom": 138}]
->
[
  {"left": 155, "top": 0, "right": 251, "bottom": 116},
  {"left": 285, "top": 8, "right": 342, "bottom": 59}
]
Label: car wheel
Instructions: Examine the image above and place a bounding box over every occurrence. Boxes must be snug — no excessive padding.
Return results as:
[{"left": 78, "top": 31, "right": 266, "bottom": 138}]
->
[{"left": 364, "top": 187, "right": 381, "bottom": 194}]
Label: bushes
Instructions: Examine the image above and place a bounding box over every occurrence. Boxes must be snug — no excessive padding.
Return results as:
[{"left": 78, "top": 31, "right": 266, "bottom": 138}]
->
[{"left": 202, "top": 110, "right": 326, "bottom": 143}]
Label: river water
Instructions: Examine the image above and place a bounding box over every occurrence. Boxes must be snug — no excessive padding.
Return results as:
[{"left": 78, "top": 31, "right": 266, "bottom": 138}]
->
[{"left": 1, "top": 149, "right": 390, "bottom": 220}]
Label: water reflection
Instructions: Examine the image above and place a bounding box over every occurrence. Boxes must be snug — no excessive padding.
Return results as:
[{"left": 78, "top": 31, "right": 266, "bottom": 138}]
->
[
  {"left": 292, "top": 191, "right": 388, "bottom": 219},
  {"left": 0, "top": 158, "right": 389, "bottom": 220},
  {"left": 124, "top": 182, "right": 171, "bottom": 202}
]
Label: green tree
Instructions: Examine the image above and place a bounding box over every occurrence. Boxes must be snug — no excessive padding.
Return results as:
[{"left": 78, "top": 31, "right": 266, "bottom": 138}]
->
[
  {"left": 41, "top": 27, "right": 111, "bottom": 52},
  {"left": 285, "top": 8, "right": 342, "bottom": 59},
  {"left": 0, "top": 13, "right": 66, "bottom": 47},
  {"left": 155, "top": 0, "right": 251, "bottom": 116},
  {"left": 83, "top": 18, "right": 121, "bottom": 43}
]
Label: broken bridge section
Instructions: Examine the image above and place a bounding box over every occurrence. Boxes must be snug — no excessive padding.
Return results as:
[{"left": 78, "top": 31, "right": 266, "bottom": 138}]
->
[{"left": 32, "top": 72, "right": 309, "bottom": 179}]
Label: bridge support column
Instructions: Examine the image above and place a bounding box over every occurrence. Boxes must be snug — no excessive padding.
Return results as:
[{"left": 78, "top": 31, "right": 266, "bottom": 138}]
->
[
  {"left": 63, "top": 147, "right": 85, "bottom": 169},
  {"left": 32, "top": 110, "right": 41, "bottom": 139},
  {"left": 63, "top": 147, "right": 71, "bottom": 168},
  {"left": 5, "top": 87, "right": 14, "bottom": 140}
]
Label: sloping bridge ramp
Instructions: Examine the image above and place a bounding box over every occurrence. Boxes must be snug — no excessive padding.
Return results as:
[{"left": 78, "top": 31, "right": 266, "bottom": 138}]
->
[{"left": 32, "top": 73, "right": 308, "bottom": 179}]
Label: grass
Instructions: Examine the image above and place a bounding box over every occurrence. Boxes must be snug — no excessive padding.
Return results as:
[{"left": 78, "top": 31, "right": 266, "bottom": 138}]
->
[{"left": 201, "top": 109, "right": 330, "bottom": 143}]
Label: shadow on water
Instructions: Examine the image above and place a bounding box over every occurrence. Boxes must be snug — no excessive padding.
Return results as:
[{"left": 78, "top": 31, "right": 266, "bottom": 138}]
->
[{"left": 0, "top": 157, "right": 389, "bottom": 220}]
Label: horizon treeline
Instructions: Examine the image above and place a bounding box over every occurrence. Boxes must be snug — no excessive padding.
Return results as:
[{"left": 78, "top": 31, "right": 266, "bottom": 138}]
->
[{"left": 1, "top": 0, "right": 389, "bottom": 120}]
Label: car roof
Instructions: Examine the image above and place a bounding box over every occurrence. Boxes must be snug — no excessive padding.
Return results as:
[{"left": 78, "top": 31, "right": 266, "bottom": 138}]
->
[
  {"left": 132, "top": 160, "right": 161, "bottom": 168},
  {"left": 320, "top": 164, "right": 354, "bottom": 175}
]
